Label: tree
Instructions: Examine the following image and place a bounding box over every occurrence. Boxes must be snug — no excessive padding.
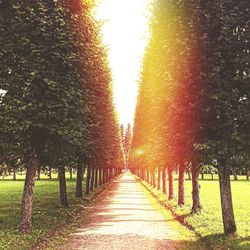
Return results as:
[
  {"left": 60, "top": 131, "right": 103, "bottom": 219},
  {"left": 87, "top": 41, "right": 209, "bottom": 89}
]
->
[
  {"left": 0, "top": 0, "right": 88, "bottom": 232},
  {"left": 196, "top": 0, "right": 249, "bottom": 235}
]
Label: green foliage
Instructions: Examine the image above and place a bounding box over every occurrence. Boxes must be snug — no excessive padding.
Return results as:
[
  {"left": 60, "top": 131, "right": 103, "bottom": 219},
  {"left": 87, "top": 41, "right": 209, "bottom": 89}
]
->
[
  {"left": 195, "top": 0, "right": 250, "bottom": 167},
  {"left": 0, "top": 0, "right": 124, "bottom": 168},
  {"left": 130, "top": 0, "right": 249, "bottom": 170},
  {"left": 0, "top": 1, "right": 86, "bottom": 166}
]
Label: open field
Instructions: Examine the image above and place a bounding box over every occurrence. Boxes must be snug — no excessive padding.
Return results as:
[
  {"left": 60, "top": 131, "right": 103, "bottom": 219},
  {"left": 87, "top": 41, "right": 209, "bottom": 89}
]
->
[
  {"left": 0, "top": 174, "right": 89, "bottom": 250},
  {"left": 142, "top": 174, "right": 250, "bottom": 249}
]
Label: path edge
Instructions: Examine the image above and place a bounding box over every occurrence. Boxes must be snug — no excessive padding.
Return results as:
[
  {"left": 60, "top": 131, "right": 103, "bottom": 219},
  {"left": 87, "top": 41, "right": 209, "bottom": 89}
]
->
[
  {"left": 133, "top": 174, "right": 213, "bottom": 250},
  {"left": 33, "top": 174, "right": 122, "bottom": 250}
]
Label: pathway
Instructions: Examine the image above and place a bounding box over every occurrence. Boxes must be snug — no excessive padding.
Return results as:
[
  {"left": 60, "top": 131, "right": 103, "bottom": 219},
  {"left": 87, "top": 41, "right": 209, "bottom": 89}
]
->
[{"left": 59, "top": 172, "right": 204, "bottom": 250}]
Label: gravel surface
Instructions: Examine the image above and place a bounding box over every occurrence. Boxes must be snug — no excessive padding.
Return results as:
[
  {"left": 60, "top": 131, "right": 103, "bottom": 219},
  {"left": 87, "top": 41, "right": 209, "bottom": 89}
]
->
[{"left": 59, "top": 172, "right": 193, "bottom": 250}]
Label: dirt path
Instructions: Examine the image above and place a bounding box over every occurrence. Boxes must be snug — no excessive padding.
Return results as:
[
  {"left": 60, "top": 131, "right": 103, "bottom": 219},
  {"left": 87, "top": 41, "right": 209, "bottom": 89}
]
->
[{"left": 59, "top": 172, "right": 205, "bottom": 250}]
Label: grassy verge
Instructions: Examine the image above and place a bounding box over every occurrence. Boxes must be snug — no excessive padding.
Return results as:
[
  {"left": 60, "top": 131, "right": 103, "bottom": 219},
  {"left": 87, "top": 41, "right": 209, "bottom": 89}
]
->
[
  {"left": 0, "top": 174, "right": 106, "bottom": 250},
  {"left": 137, "top": 175, "right": 250, "bottom": 250}
]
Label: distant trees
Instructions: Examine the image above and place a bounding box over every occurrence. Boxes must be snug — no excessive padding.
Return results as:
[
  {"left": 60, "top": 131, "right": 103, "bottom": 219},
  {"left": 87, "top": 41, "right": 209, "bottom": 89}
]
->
[
  {"left": 0, "top": 0, "right": 123, "bottom": 233},
  {"left": 121, "top": 124, "right": 132, "bottom": 166},
  {"left": 129, "top": 0, "right": 249, "bottom": 235}
]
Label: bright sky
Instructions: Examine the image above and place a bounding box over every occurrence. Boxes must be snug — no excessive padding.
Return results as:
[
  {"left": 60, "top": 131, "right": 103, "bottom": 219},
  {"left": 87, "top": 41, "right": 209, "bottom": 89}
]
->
[{"left": 94, "top": 0, "right": 151, "bottom": 125}]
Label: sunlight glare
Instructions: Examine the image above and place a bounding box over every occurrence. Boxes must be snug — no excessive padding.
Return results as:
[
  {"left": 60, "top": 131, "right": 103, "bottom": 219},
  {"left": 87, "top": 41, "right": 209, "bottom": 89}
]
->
[{"left": 94, "top": 0, "right": 151, "bottom": 125}]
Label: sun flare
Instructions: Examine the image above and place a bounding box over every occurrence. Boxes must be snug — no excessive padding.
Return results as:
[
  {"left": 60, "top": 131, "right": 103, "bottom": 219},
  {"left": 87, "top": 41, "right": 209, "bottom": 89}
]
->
[{"left": 93, "top": 0, "right": 151, "bottom": 126}]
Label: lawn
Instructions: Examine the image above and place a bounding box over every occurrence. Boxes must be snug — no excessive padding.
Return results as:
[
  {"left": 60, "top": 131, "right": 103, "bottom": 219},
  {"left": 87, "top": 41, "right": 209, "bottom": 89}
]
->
[
  {"left": 141, "top": 174, "right": 250, "bottom": 250},
  {"left": 0, "top": 174, "right": 90, "bottom": 250}
]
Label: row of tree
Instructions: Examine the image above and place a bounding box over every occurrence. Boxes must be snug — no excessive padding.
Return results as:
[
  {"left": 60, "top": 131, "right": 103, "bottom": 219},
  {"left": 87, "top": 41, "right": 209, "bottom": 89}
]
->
[
  {"left": 0, "top": 0, "right": 124, "bottom": 233},
  {"left": 129, "top": 0, "right": 249, "bottom": 235}
]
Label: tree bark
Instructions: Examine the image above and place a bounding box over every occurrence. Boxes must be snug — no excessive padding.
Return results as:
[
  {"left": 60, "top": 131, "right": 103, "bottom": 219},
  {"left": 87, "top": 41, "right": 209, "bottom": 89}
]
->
[
  {"left": 162, "top": 167, "right": 166, "bottom": 194},
  {"left": 178, "top": 162, "right": 185, "bottom": 206},
  {"left": 247, "top": 169, "right": 249, "bottom": 180},
  {"left": 232, "top": 169, "right": 238, "bottom": 181},
  {"left": 83, "top": 165, "right": 86, "bottom": 179},
  {"left": 105, "top": 168, "right": 108, "bottom": 183},
  {"left": 48, "top": 166, "right": 52, "bottom": 179},
  {"left": 99, "top": 168, "right": 102, "bottom": 186},
  {"left": 20, "top": 153, "right": 39, "bottom": 233},
  {"left": 69, "top": 166, "right": 73, "bottom": 180},
  {"left": 58, "top": 167, "right": 68, "bottom": 207},
  {"left": 103, "top": 168, "right": 106, "bottom": 184},
  {"left": 95, "top": 167, "right": 98, "bottom": 188},
  {"left": 75, "top": 162, "right": 83, "bottom": 198},
  {"left": 168, "top": 167, "right": 174, "bottom": 200},
  {"left": 218, "top": 160, "right": 237, "bottom": 235},
  {"left": 13, "top": 168, "right": 16, "bottom": 180},
  {"left": 102, "top": 168, "right": 105, "bottom": 184},
  {"left": 201, "top": 172, "right": 204, "bottom": 180},
  {"left": 110, "top": 168, "right": 113, "bottom": 180},
  {"left": 37, "top": 165, "right": 41, "bottom": 180},
  {"left": 146, "top": 168, "right": 150, "bottom": 183},
  {"left": 152, "top": 168, "right": 156, "bottom": 188},
  {"left": 85, "top": 163, "right": 91, "bottom": 194},
  {"left": 90, "top": 167, "right": 95, "bottom": 191},
  {"left": 191, "top": 163, "right": 201, "bottom": 213},
  {"left": 157, "top": 167, "right": 161, "bottom": 190}
]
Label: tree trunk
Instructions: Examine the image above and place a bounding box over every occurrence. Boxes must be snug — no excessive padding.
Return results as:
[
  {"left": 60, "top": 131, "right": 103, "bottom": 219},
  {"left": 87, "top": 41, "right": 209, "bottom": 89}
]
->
[
  {"left": 178, "top": 162, "right": 185, "bottom": 206},
  {"left": 102, "top": 168, "right": 105, "bottom": 184},
  {"left": 75, "top": 162, "right": 83, "bottom": 198},
  {"left": 58, "top": 167, "right": 68, "bottom": 207},
  {"left": 201, "top": 172, "right": 204, "bottom": 180},
  {"left": 109, "top": 168, "right": 112, "bottom": 180},
  {"left": 168, "top": 167, "right": 174, "bottom": 200},
  {"left": 13, "top": 168, "right": 16, "bottom": 180},
  {"left": 90, "top": 167, "right": 95, "bottom": 191},
  {"left": 48, "top": 166, "right": 52, "bottom": 179},
  {"left": 105, "top": 168, "right": 108, "bottom": 183},
  {"left": 20, "top": 153, "right": 39, "bottom": 233},
  {"left": 99, "top": 168, "right": 102, "bottom": 186},
  {"left": 83, "top": 165, "right": 86, "bottom": 179},
  {"left": 162, "top": 167, "right": 166, "bottom": 194},
  {"left": 146, "top": 168, "right": 150, "bottom": 183},
  {"left": 69, "top": 166, "right": 73, "bottom": 180},
  {"left": 85, "top": 164, "right": 91, "bottom": 195},
  {"left": 152, "top": 168, "right": 156, "bottom": 188},
  {"left": 232, "top": 169, "right": 238, "bottom": 181},
  {"left": 247, "top": 170, "right": 249, "bottom": 180},
  {"left": 4, "top": 168, "right": 7, "bottom": 177},
  {"left": 157, "top": 167, "right": 161, "bottom": 190},
  {"left": 37, "top": 165, "right": 41, "bottom": 180},
  {"left": 188, "top": 170, "right": 191, "bottom": 180},
  {"left": 191, "top": 163, "right": 201, "bottom": 213},
  {"left": 95, "top": 167, "right": 98, "bottom": 188},
  {"left": 218, "top": 159, "right": 237, "bottom": 235},
  {"left": 211, "top": 173, "right": 214, "bottom": 180},
  {"left": 110, "top": 168, "right": 113, "bottom": 180}
]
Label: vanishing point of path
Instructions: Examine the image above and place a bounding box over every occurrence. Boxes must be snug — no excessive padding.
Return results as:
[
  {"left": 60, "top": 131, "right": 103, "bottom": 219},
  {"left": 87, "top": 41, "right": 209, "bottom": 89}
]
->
[{"left": 60, "top": 172, "right": 207, "bottom": 250}]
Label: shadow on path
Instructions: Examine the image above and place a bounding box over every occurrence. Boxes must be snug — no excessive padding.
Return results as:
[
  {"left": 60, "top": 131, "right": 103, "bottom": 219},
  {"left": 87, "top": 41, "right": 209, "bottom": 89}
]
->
[{"left": 59, "top": 172, "right": 207, "bottom": 250}]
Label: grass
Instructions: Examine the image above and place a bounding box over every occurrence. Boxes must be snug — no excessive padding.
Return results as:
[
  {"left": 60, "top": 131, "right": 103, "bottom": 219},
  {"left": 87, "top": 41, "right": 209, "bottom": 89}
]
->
[
  {"left": 141, "top": 174, "right": 250, "bottom": 249},
  {"left": 139, "top": 181, "right": 208, "bottom": 250},
  {"left": 0, "top": 173, "right": 96, "bottom": 250}
]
